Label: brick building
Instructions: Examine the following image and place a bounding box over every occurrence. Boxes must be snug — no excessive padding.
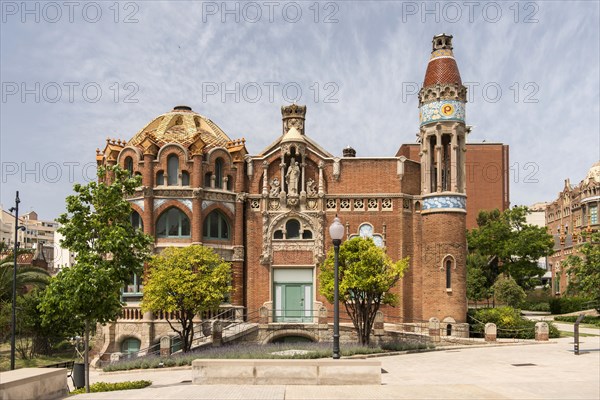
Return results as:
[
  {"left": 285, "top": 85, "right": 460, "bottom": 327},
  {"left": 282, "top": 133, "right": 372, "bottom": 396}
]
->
[
  {"left": 546, "top": 162, "right": 600, "bottom": 294},
  {"left": 93, "top": 34, "right": 508, "bottom": 358}
]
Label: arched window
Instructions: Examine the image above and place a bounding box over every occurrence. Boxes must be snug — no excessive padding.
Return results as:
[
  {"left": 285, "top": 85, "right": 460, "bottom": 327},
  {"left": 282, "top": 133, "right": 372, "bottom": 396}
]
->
[
  {"left": 124, "top": 156, "right": 134, "bottom": 175},
  {"left": 167, "top": 154, "right": 179, "bottom": 186},
  {"left": 156, "top": 207, "right": 190, "bottom": 238},
  {"left": 182, "top": 171, "right": 190, "bottom": 186},
  {"left": 121, "top": 338, "right": 141, "bottom": 358},
  {"left": 203, "top": 210, "right": 230, "bottom": 240},
  {"left": 215, "top": 158, "right": 224, "bottom": 189},
  {"left": 285, "top": 219, "right": 301, "bottom": 239},
  {"left": 204, "top": 172, "right": 212, "bottom": 188},
  {"left": 156, "top": 171, "right": 165, "bottom": 185},
  {"left": 302, "top": 230, "right": 313, "bottom": 239},
  {"left": 445, "top": 258, "right": 452, "bottom": 289},
  {"left": 130, "top": 211, "right": 143, "bottom": 231},
  {"left": 273, "top": 230, "right": 284, "bottom": 239}
]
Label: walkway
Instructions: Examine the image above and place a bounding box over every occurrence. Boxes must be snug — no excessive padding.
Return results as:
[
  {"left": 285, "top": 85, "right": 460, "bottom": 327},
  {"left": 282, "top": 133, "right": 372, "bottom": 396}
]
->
[{"left": 69, "top": 336, "right": 600, "bottom": 399}]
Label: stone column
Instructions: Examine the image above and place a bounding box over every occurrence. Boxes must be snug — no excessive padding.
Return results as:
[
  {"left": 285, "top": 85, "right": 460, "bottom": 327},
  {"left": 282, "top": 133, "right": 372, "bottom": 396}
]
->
[
  {"left": 374, "top": 311, "right": 384, "bottom": 337},
  {"left": 160, "top": 336, "right": 172, "bottom": 357},
  {"left": 212, "top": 320, "right": 223, "bottom": 347},
  {"left": 451, "top": 131, "right": 458, "bottom": 192},
  {"left": 484, "top": 323, "right": 496, "bottom": 342},
  {"left": 428, "top": 317, "right": 440, "bottom": 342},
  {"left": 192, "top": 189, "right": 203, "bottom": 243},
  {"left": 535, "top": 322, "right": 549, "bottom": 341}
]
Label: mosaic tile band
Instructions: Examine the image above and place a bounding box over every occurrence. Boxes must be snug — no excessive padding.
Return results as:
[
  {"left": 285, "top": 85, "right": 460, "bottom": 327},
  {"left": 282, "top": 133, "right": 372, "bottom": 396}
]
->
[
  {"left": 419, "top": 100, "right": 465, "bottom": 126},
  {"left": 423, "top": 195, "right": 466, "bottom": 210}
]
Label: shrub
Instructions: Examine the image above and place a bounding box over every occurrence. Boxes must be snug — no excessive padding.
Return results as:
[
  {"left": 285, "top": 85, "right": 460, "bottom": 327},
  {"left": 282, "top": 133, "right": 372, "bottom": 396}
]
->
[
  {"left": 71, "top": 380, "right": 151, "bottom": 394},
  {"left": 492, "top": 275, "right": 526, "bottom": 308},
  {"left": 521, "top": 302, "right": 550, "bottom": 312},
  {"left": 549, "top": 296, "right": 593, "bottom": 314},
  {"left": 102, "top": 342, "right": 427, "bottom": 372},
  {"left": 468, "top": 307, "right": 560, "bottom": 339}
]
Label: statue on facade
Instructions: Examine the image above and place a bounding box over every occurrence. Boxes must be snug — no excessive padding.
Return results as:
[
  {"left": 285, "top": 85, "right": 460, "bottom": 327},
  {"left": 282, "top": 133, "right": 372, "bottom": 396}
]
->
[
  {"left": 286, "top": 158, "right": 300, "bottom": 196},
  {"left": 270, "top": 177, "right": 281, "bottom": 197},
  {"left": 306, "top": 178, "right": 317, "bottom": 196}
]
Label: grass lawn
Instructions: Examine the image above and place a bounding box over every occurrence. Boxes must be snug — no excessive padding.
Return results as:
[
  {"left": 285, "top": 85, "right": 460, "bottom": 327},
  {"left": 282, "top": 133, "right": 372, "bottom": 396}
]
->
[
  {"left": 556, "top": 331, "right": 599, "bottom": 338},
  {"left": 0, "top": 341, "right": 79, "bottom": 371},
  {"left": 551, "top": 321, "right": 600, "bottom": 330}
]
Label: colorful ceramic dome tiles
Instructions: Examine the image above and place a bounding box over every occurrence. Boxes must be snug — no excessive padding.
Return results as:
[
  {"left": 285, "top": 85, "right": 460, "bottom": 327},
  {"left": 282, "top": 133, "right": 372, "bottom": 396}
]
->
[
  {"left": 422, "top": 195, "right": 466, "bottom": 212},
  {"left": 419, "top": 100, "right": 465, "bottom": 126}
]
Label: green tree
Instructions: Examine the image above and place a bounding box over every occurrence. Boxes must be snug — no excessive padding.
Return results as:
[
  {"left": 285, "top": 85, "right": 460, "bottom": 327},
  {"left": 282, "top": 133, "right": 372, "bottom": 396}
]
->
[
  {"left": 466, "top": 253, "right": 491, "bottom": 307},
  {"left": 467, "top": 207, "right": 554, "bottom": 290},
  {"left": 39, "top": 165, "right": 152, "bottom": 392},
  {"left": 492, "top": 275, "right": 526, "bottom": 308},
  {"left": 319, "top": 237, "right": 408, "bottom": 345},
  {"left": 141, "top": 245, "right": 232, "bottom": 352},
  {"left": 566, "top": 232, "right": 600, "bottom": 311}
]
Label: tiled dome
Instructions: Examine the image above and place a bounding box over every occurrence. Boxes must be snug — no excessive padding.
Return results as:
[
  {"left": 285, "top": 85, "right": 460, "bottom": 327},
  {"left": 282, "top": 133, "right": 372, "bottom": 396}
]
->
[
  {"left": 423, "top": 34, "right": 462, "bottom": 87},
  {"left": 127, "top": 106, "right": 231, "bottom": 148}
]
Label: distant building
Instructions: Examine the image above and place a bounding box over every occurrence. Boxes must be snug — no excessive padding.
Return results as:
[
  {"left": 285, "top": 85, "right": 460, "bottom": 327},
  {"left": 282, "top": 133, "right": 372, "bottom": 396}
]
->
[
  {"left": 0, "top": 208, "right": 57, "bottom": 265},
  {"left": 546, "top": 162, "right": 600, "bottom": 295},
  {"left": 526, "top": 202, "right": 550, "bottom": 286},
  {"left": 0, "top": 206, "right": 17, "bottom": 248},
  {"left": 53, "top": 229, "right": 75, "bottom": 272}
]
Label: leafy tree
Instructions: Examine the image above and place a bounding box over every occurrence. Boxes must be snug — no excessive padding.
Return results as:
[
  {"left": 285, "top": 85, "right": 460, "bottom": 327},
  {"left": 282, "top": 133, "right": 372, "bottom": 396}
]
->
[
  {"left": 141, "top": 245, "right": 232, "bottom": 352},
  {"left": 566, "top": 232, "right": 600, "bottom": 312},
  {"left": 467, "top": 207, "right": 554, "bottom": 290},
  {"left": 39, "top": 165, "right": 152, "bottom": 392},
  {"left": 319, "top": 237, "right": 408, "bottom": 345},
  {"left": 0, "top": 251, "right": 49, "bottom": 303},
  {"left": 466, "top": 253, "right": 491, "bottom": 307},
  {"left": 492, "top": 275, "right": 526, "bottom": 308}
]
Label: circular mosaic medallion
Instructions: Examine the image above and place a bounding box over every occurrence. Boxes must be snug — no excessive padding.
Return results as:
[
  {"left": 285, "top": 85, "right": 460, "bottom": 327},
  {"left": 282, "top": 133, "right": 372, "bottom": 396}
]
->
[{"left": 440, "top": 103, "right": 455, "bottom": 117}]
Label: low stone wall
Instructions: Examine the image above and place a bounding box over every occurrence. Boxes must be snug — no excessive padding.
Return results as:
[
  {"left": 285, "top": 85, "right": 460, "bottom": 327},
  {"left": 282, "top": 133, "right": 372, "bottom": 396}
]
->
[
  {"left": 0, "top": 368, "right": 68, "bottom": 400},
  {"left": 192, "top": 359, "right": 382, "bottom": 385}
]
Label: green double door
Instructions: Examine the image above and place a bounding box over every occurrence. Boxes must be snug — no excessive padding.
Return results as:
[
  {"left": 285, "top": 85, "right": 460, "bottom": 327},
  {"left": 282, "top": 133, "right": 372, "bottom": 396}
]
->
[{"left": 273, "top": 269, "right": 313, "bottom": 322}]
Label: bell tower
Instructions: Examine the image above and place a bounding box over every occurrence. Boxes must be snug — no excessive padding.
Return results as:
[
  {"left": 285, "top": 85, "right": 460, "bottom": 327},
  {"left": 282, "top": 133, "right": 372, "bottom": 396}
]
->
[{"left": 418, "top": 34, "right": 468, "bottom": 325}]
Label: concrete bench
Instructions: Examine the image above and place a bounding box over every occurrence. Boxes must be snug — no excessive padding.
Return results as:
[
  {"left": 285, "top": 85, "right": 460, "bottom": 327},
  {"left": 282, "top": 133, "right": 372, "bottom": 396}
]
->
[
  {"left": 192, "top": 359, "right": 381, "bottom": 385},
  {"left": 0, "top": 368, "right": 68, "bottom": 400}
]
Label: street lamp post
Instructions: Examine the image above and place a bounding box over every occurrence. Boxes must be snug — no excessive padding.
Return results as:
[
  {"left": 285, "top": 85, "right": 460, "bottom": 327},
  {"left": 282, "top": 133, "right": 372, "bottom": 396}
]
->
[
  {"left": 329, "top": 216, "right": 344, "bottom": 360},
  {"left": 9, "top": 191, "right": 23, "bottom": 370}
]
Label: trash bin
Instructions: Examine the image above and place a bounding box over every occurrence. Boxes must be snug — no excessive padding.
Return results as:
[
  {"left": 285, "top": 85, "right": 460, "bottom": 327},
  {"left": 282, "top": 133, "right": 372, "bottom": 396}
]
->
[{"left": 72, "top": 363, "right": 85, "bottom": 389}]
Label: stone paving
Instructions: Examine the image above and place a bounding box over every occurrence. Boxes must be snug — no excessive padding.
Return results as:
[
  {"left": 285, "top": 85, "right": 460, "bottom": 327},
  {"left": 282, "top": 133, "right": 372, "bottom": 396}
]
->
[{"left": 68, "top": 336, "right": 600, "bottom": 400}]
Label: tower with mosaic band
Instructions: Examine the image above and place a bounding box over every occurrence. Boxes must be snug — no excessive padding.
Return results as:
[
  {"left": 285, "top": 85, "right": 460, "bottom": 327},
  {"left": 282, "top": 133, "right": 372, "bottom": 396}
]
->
[{"left": 418, "top": 34, "right": 468, "bottom": 325}]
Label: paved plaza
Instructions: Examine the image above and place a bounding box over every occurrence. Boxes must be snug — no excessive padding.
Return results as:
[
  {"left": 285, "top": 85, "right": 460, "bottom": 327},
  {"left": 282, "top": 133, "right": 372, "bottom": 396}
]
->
[{"left": 69, "top": 336, "right": 600, "bottom": 400}]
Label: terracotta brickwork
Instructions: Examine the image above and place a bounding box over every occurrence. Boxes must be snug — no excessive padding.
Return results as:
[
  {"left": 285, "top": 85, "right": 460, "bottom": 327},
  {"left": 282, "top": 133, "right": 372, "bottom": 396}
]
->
[{"left": 93, "top": 35, "right": 506, "bottom": 357}]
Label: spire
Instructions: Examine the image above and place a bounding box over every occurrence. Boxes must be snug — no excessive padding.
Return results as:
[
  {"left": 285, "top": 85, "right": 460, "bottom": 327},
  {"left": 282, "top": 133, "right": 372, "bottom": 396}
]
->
[
  {"left": 281, "top": 104, "right": 306, "bottom": 135},
  {"left": 418, "top": 34, "right": 468, "bottom": 199}
]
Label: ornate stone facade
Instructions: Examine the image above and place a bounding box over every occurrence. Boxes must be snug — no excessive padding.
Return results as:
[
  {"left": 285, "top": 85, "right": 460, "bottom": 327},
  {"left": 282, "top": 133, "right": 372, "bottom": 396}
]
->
[{"left": 546, "top": 161, "right": 600, "bottom": 294}]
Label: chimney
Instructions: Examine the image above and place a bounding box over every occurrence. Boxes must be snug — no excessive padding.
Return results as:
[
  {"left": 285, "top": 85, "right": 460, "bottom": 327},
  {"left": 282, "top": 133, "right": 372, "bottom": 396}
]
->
[{"left": 343, "top": 145, "right": 356, "bottom": 157}]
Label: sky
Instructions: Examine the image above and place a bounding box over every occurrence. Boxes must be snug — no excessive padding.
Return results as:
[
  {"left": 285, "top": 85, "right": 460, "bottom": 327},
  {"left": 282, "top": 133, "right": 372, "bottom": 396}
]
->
[{"left": 1, "top": 0, "right": 599, "bottom": 221}]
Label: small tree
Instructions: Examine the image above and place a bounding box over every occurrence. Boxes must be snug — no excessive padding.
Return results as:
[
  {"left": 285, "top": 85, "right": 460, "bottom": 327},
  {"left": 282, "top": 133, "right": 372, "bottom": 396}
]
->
[
  {"left": 492, "top": 275, "right": 526, "bottom": 308},
  {"left": 319, "top": 237, "right": 408, "bottom": 345},
  {"left": 39, "top": 165, "right": 152, "bottom": 392},
  {"left": 566, "top": 232, "right": 600, "bottom": 312},
  {"left": 466, "top": 253, "right": 491, "bottom": 307},
  {"left": 141, "top": 245, "right": 232, "bottom": 352}
]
